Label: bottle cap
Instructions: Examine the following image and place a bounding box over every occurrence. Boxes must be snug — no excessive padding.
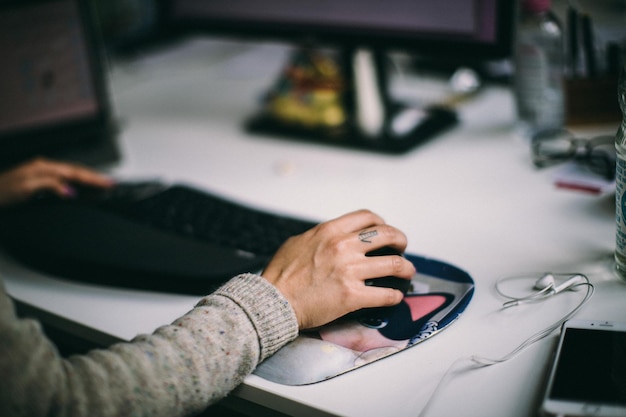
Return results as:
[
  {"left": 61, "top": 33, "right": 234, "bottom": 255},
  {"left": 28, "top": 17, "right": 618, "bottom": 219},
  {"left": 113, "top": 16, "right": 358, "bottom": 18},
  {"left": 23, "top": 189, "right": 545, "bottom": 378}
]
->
[{"left": 522, "top": 0, "right": 551, "bottom": 13}]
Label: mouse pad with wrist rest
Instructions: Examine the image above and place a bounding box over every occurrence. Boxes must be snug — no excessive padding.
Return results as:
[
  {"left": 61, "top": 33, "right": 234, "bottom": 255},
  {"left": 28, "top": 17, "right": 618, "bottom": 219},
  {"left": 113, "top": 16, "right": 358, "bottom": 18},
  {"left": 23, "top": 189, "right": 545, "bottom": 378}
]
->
[{"left": 254, "top": 254, "right": 474, "bottom": 385}]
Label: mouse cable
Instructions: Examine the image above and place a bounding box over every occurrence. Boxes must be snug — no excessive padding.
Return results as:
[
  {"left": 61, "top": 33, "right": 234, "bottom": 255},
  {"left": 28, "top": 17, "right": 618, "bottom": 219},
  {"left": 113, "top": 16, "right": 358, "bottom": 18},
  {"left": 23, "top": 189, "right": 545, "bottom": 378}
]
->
[{"left": 415, "top": 277, "right": 594, "bottom": 417}]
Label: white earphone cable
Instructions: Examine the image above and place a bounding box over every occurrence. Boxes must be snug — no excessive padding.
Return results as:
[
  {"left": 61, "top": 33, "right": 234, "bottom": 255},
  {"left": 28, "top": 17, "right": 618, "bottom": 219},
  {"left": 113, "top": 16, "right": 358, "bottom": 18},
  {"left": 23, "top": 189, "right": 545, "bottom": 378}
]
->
[
  {"left": 416, "top": 274, "right": 594, "bottom": 417},
  {"left": 473, "top": 280, "right": 594, "bottom": 366}
]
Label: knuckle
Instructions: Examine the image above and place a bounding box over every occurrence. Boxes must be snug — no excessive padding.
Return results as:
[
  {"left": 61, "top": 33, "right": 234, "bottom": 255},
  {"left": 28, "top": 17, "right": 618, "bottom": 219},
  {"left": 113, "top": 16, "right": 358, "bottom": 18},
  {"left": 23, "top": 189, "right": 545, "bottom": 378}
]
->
[
  {"left": 332, "top": 235, "right": 350, "bottom": 252},
  {"left": 33, "top": 156, "right": 49, "bottom": 167},
  {"left": 335, "top": 259, "right": 355, "bottom": 279},
  {"left": 379, "top": 224, "right": 394, "bottom": 238},
  {"left": 355, "top": 208, "right": 374, "bottom": 217},
  {"left": 391, "top": 256, "right": 403, "bottom": 274},
  {"left": 383, "top": 288, "right": 402, "bottom": 306},
  {"left": 353, "top": 209, "right": 383, "bottom": 226},
  {"left": 315, "top": 220, "right": 337, "bottom": 237},
  {"left": 319, "top": 231, "right": 349, "bottom": 257}
]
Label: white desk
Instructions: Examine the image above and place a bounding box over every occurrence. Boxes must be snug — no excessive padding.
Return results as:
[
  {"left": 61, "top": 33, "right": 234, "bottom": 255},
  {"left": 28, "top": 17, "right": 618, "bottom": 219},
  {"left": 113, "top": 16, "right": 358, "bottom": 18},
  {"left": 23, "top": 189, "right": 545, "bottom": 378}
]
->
[{"left": 3, "top": 38, "right": 625, "bottom": 417}]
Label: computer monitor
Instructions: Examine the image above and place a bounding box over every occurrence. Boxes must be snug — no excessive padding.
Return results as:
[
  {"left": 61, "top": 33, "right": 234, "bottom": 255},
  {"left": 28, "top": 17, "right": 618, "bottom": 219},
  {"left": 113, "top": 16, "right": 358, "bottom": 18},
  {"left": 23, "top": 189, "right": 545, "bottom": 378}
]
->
[
  {"left": 164, "top": 0, "right": 516, "bottom": 152},
  {"left": 166, "top": 0, "right": 514, "bottom": 61}
]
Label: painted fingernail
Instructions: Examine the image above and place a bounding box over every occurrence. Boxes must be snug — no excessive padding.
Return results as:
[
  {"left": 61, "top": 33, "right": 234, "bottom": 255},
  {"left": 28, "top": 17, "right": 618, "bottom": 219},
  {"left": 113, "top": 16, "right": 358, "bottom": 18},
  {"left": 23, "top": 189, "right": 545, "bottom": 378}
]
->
[{"left": 62, "top": 185, "right": 76, "bottom": 197}]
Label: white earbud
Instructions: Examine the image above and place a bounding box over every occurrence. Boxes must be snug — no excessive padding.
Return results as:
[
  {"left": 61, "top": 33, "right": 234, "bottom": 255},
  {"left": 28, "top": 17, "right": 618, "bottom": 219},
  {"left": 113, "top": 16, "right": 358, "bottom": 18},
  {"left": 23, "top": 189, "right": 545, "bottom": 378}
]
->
[
  {"left": 534, "top": 273, "right": 586, "bottom": 294},
  {"left": 502, "top": 273, "right": 588, "bottom": 307},
  {"left": 554, "top": 274, "right": 586, "bottom": 293},
  {"left": 533, "top": 273, "right": 556, "bottom": 291}
]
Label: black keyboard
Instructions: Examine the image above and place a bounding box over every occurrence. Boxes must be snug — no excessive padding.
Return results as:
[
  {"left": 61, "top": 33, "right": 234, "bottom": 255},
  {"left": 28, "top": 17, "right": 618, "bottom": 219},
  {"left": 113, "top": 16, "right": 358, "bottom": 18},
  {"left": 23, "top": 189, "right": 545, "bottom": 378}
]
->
[
  {"left": 0, "top": 181, "right": 318, "bottom": 294},
  {"left": 80, "top": 181, "right": 318, "bottom": 257}
]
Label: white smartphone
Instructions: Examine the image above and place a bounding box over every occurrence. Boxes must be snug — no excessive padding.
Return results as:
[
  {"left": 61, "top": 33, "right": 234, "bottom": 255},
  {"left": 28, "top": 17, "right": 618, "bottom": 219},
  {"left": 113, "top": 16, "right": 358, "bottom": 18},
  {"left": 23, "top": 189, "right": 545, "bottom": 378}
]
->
[{"left": 541, "top": 319, "right": 626, "bottom": 417}]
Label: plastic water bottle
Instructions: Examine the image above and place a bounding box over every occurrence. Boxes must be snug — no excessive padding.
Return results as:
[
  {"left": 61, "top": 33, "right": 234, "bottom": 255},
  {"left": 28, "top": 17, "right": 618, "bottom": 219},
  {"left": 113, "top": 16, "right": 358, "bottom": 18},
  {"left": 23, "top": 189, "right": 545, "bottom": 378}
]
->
[
  {"left": 614, "top": 63, "right": 626, "bottom": 281},
  {"left": 513, "top": 0, "right": 564, "bottom": 137}
]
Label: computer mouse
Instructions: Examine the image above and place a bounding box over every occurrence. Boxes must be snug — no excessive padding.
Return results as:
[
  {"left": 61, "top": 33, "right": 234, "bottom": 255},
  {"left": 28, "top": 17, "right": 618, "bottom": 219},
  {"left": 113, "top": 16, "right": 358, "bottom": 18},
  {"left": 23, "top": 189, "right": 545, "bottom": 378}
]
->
[
  {"left": 341, "top": 247, "right": 412, "bottom": 321},
  {"left": 365, "top": 276, "right": 412, "bottom": 294},
  {"left": 364, "top": 246, "right": 412, "bottom": 295}
]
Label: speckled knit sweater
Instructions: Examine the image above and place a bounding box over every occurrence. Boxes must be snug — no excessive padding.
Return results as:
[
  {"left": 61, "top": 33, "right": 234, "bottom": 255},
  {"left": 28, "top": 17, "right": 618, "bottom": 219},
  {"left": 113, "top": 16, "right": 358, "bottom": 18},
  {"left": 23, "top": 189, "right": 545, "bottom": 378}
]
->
[{"left": 0, "top": 273, "right": 299, "bottom": 417}]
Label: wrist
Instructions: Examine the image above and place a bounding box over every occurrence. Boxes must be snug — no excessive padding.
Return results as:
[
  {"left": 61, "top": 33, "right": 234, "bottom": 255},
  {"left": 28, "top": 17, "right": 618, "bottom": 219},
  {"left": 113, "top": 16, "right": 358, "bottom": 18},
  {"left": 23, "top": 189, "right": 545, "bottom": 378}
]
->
[{"left": 211, "top": 273, "right": 299, "bottom": 360}]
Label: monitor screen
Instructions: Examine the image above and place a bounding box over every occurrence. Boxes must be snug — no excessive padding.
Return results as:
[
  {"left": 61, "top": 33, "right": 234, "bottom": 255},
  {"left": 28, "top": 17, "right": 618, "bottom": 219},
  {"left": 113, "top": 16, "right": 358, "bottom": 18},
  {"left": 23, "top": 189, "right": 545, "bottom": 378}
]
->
[
  {"left": 0, "top": 0, "right": 116, "bottom": 167},
  {"left": 0, "top": 0, "right": 99, "bottom": 135},
  {"left": 166, "top": 0, "right": 515, "bottom": 61}
]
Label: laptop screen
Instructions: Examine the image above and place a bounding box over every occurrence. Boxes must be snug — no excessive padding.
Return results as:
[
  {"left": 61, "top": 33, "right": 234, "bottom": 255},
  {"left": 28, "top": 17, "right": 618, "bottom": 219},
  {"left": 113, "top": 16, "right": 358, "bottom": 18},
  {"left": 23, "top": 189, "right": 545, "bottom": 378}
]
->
[
  {"left": 0, "top": 0, "right": 100, "bottom": 134},
  {"left": 0, "top": 0, "right": 116, "bottom": 168}
]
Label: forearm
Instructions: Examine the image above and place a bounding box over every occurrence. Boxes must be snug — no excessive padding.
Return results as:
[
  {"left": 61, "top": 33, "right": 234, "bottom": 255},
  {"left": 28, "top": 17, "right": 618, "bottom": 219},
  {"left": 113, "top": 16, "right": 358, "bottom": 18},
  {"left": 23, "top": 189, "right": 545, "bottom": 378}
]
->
[{"left": 0, "top": 273, "right": 298, "bottom": 417}]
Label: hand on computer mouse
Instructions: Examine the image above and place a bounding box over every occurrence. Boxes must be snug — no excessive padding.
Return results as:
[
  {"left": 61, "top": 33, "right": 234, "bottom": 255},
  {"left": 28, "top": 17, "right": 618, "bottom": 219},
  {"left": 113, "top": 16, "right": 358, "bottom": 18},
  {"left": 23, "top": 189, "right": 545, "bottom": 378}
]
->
[
  {"left": 262, "top": 209, "right": 416, "bottom": 330},
  {"left": 364, "top": 246, "right": 412, "bottom": 294},
  {"left": 0, "top": 157, "right": 113, "bottom": 207}
]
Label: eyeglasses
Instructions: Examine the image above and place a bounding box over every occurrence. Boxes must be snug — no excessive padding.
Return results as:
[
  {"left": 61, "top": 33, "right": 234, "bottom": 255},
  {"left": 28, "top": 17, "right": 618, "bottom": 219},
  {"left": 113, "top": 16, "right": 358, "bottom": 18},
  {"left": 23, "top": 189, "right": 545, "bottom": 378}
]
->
[{"left": 531, "top": 129, "right": 616, "bottom": 180}]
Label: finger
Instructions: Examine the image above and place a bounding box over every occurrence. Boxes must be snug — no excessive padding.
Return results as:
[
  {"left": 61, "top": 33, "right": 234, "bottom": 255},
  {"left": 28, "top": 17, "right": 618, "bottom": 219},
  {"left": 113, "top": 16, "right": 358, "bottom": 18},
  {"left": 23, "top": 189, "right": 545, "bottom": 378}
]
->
[
  {"left": 352, "top": 285, "right": 405, "bottom": 311},
  {"left": 50, "top": 163, "right": 113, "bottom": 187},
  {"left": 24, "top": 176, "right": 75, "bottom": 198},
  {"left": 35, "top": 159, "right": 113, "bottom": 188},
  {"left": 332, "top": 209, "right": 386, "bottom": 233},
  {"left": 356, "top": 253, "right": 415, "bottom": 281},
  {"left": 350, "top": 257, "right": 415, "bottom": 311},
  {"left": 353, "top": 224, "right": 409, "bottom": 254},
  {"left": 64, "top": 167, "right": 114, "bottom": 188}
]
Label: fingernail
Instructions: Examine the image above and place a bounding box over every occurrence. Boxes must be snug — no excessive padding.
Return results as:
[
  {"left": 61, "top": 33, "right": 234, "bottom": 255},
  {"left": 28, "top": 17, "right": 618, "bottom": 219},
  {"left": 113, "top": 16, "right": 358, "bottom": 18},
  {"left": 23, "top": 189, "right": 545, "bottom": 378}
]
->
[{"left": 62, "top": 185, "right": 76, "bottom": 197}]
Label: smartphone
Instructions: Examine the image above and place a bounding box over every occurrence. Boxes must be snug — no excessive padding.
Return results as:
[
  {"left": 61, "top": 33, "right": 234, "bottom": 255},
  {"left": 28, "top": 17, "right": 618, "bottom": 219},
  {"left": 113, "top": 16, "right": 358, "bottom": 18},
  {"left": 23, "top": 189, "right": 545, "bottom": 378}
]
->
[{"left": 541, "top": 319, "right": 626, "bottom": 416}]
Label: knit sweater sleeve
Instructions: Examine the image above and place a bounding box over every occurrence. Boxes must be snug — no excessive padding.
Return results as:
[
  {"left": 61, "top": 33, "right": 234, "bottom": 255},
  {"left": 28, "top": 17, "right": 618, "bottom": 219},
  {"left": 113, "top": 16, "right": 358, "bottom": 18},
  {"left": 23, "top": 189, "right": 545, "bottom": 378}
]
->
[{"left": 0, "top": 273, "right": 299, "bottom": 417}]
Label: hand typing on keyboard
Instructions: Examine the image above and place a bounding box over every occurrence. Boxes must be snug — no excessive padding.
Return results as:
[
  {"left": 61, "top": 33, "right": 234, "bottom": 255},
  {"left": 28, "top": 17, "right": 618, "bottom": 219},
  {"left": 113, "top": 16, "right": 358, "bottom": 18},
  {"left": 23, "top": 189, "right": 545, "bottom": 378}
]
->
[
  {"left": 263, "top": 209, "right": 416, "bottom": 330},
  {"left": 0, "top": 157, "right": 113, "bottom": 206}
]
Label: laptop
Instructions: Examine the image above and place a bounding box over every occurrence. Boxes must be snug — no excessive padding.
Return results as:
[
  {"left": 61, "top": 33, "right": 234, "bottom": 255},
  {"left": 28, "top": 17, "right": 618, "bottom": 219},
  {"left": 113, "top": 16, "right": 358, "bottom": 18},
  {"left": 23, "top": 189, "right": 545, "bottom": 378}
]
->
[{"left": 0, "top": 0, "right": 119, "bottom": 170}]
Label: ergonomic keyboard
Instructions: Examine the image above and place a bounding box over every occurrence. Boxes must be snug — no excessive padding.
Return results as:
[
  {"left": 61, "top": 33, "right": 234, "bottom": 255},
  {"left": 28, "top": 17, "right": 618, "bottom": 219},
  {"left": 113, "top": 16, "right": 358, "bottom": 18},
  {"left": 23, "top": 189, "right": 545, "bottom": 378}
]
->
[
  {"left": 76, "top": 181, "right": 318, "bottom": 257},
  {"left": 0, "top": 181, "right": 318, "bottom": 294}
]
